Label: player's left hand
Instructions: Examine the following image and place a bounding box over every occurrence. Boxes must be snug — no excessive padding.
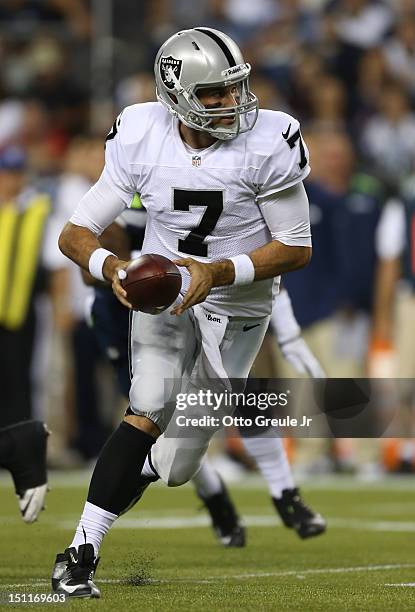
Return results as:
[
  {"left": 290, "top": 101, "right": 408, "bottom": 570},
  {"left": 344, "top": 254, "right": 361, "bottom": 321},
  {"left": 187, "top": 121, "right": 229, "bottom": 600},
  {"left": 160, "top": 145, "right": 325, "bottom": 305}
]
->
[
  {"left": 171, "top": 258, "right": 214, "bottom": 315},
  {"left": 280, "top": 336, "right": 326, "bottom": 378}
]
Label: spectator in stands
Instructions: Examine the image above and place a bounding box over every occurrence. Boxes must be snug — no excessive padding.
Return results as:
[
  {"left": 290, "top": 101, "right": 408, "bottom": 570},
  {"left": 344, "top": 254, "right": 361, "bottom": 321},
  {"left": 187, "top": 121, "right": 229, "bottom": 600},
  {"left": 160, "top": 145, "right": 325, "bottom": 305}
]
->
[
  {"left": 383, "top": 16, "right": 415, "bottom": 101},
  {"left": 0, "top": 0, "right": 90, "bottom": 39},
  {"left": 323, "top": 0, "right": 393, "bottom": 88},
  {"left": 360, "top": 80, "right": 415, "bottom": 187},
  {"left": 308, "top": 75, "right": 348, "bottom": 131},
  {"left": 351, "top": 48, "right": 389, "bottom": 131}
]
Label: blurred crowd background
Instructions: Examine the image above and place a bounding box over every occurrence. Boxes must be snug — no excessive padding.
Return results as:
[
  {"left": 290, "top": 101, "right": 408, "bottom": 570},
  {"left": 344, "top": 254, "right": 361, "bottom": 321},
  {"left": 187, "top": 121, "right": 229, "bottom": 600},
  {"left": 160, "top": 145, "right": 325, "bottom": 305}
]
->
[{"left": 1, "top": 0, "right": 415, "bottom": 476}]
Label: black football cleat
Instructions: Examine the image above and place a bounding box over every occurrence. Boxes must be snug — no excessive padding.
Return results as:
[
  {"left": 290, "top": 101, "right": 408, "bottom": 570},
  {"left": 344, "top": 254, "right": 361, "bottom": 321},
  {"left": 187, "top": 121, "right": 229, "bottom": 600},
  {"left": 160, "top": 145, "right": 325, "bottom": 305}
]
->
[
  {"left": 0, "top": 420, "right": 49, "bottom": 523},
  {"left": 273, "top": 488, "right": 327, "bottom": 539},
  {"left": 198, "top": 483, "right": 246, "bottom": 547},
  {"left": 52, "top": 544, "right": 100, "bottom": 599}
]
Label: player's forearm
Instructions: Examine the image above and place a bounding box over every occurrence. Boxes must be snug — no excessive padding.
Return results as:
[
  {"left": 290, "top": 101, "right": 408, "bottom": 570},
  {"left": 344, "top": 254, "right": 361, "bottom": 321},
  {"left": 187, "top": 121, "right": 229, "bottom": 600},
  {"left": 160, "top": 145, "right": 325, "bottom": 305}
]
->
[
  {"left": 208, "top": 241, "right": 311, "bottom": 287},
  {"left": 58, "top": 222, "right": 119, "bottom": 281},
  {"left": 99, "top": 222, "right": 131, "bottom": 260},
  {"left": 78, "top": 223, "right": 131, "bottom": 287},
  {"left": 49, "top": 267, "right": 74, "bottom": 331},
  {"left": 371, "top": 257, "right": 400, "bottom": 343},
  {"left": 250, "top": 241, "right": 311, "bottom": 280}
]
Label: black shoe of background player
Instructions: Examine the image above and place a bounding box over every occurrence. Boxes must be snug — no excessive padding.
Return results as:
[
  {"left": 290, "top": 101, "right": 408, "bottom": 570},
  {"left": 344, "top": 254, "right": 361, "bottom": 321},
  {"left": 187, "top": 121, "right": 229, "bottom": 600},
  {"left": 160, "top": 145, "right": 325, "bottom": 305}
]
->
[
  {"left": 198, "top": 483, "right": 246, "bottom": 547},
  {"left": 273, "top": 488, "right": 327, "bottom": 539},
  {"left": 52, "top": 544, "right": 100, "bottom": 598},
  {"left": 0, "top": 420, "right": 49, "bottom": 523}
]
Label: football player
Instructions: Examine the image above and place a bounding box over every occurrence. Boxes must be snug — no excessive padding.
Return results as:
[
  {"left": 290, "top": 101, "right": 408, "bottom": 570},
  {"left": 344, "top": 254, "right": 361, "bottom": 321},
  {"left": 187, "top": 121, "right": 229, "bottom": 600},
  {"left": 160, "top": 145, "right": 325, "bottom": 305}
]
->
[
  {"left": 53, "top": 28, "right": 313, "bottom": 598},
  {"left": 0, "top": 146, "right": 50, "bottom": 523},
  {"left": 86, "top": 207, "right": 326, "bottom": 547}
]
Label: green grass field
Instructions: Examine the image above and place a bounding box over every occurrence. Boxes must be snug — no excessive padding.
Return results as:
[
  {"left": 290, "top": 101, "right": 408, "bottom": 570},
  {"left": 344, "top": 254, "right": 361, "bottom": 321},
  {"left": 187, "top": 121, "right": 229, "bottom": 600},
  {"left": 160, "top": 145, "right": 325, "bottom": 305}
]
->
[{"left": 1, "top": 472, "right": 415, "bottom": 611}]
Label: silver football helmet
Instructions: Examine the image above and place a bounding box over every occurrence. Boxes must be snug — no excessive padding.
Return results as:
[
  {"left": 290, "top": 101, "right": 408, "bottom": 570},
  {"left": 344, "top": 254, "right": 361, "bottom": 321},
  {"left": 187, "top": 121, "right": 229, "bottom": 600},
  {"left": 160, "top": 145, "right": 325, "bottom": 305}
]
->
[{"left": 154, "top": 27, "right": 258, "bottom": 140}]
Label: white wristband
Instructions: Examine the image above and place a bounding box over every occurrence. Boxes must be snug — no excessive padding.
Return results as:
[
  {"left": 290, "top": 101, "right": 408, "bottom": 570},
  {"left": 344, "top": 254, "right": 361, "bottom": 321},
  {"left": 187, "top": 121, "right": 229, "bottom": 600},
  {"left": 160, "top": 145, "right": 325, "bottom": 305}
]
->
[
  {"left": 229, "top": 254, "right": 255, "bottom": 286},
  {"left": 88, "top": 248, "right": 116, "bottom": 281}
]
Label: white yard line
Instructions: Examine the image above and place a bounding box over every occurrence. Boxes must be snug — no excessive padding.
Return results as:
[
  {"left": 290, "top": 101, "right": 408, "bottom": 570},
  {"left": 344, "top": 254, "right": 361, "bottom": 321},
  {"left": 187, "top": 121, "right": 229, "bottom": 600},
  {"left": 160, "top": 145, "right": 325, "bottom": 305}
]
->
[
  {"left": 2, "top": 564, "right": 415, "bottom": 590},
  {"left": 384, "top": 583, "right": 415, "bottom": 587},
  {"left": 55, "top": 515, "right": 415, "bottom": 532},
  {"left": 328, "top": 518, "right": 415, "bottom": 532},
  {"left": 1, "top": 512, "right": 415, "bottom": 532},
  {"left": 222, "top": 564, "right": 415, "bottom": 580}
]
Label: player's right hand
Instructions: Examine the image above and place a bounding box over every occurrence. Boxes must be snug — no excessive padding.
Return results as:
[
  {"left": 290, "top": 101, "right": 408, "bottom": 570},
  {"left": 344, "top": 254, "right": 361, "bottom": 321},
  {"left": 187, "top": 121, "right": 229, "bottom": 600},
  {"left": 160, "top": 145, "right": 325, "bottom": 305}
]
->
[
  {"left": 170, "top": 258, "right": 214, "bottom": 315},
  {"left": 107, "top": 259, "right": 133, "bottom": 309}
]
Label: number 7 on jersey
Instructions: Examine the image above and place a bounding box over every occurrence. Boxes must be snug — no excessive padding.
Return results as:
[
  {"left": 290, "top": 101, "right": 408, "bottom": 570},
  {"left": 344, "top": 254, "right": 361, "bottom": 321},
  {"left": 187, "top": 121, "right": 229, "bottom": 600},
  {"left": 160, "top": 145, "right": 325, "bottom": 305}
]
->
[{"left": 173, "top": 189, "right": 223, "bottom": 257}]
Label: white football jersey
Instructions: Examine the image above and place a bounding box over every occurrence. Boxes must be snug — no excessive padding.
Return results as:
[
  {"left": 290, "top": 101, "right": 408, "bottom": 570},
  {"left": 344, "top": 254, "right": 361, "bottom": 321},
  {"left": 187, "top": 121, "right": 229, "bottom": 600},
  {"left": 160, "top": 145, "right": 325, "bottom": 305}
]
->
[{"left": 103, "top": 102, "right": 310, "bottom": 317}]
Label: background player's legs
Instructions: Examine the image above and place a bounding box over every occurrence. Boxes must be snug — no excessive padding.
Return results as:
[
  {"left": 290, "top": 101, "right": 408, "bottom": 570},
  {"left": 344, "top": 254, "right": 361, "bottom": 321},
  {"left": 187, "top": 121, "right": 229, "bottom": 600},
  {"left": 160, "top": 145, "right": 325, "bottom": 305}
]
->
[
  {"left": 0, "top": 420, "right": 49, "bottom": 523},
  {"left": 239, "top": 429, "right": 295, "bottom": 497},
  {"left": 191, "top": 459, "right": 223, "bottom": 497},
  {"left": 223, "top": 318, "right": 326, "bottom": 539},
  {"left": 0, "top": 310, "right": 49, "bottom": 523},
  {"left": 192, "top": 458, "right": 246, "bottom": 547},
  {"left": 239, "top": 426, "right": 326, "bottom": 538},
  {"left": 0, "top": 311, "right": 35, "bottom": 428}
]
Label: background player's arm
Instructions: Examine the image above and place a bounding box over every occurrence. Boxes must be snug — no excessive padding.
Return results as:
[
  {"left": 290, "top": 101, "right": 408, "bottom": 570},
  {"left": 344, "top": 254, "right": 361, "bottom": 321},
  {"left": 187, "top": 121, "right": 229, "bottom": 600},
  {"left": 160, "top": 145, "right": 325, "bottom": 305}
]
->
[
  {"left": 368, "top": 199, "right": 405, "bottom": 376},
  {"left": 371, "top": 257, "right": 401, "bottom": 344},
  {"left": 368, "top": 256, "right": 400, "bottom": 377},
  {"left": 271, "top": 287, "right": 326, "bottom": 377}
]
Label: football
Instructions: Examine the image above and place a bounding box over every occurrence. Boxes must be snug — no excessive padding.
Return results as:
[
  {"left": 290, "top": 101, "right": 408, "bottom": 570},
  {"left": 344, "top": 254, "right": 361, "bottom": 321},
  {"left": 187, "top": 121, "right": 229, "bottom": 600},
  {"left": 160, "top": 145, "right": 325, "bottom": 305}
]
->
[{"left": 121, "top": 254, "right": 182, "bottom": 314}]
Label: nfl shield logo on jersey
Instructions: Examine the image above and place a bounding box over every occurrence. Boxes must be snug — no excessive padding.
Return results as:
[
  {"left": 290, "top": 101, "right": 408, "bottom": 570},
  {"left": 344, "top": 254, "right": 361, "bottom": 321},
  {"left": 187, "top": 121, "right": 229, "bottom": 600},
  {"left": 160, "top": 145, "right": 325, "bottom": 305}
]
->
[{"left": 192, "top": 155, "right": 201, "bottom": 167}]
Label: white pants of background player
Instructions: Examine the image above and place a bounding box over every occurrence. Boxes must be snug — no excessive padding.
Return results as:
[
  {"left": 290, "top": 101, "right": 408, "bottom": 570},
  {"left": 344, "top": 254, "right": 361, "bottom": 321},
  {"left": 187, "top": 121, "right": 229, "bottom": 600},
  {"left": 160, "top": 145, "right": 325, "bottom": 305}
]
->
[{"left": 129, "top": 302, "right": 269, "bottom": 486}]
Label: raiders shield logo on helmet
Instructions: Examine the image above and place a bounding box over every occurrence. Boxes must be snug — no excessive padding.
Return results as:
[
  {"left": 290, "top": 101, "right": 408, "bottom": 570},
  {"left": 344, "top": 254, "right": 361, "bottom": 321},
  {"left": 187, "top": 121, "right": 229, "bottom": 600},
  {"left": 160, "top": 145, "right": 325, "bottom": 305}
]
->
[{"left": 160, "top": 56, "right": 183, "bottom": 90}]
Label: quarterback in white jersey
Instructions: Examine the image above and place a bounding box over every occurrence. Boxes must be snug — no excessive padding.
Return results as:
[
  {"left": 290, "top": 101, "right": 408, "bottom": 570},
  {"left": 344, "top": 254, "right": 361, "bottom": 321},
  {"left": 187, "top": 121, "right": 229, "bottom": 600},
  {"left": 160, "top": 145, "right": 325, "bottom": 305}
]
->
[
  {"left": 53, "top": 27, "right": 312, "bottom": 599},
  {"left": 99, "top": 102, "right": 311, "bottom": 317}
]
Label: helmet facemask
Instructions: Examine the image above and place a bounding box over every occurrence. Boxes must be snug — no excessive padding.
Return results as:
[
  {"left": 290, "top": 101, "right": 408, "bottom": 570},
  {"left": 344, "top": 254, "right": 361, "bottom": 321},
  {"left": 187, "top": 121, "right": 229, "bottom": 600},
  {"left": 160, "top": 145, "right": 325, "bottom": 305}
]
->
[{"left": 185, "top": 71, "right": 258, "bottom": 140}]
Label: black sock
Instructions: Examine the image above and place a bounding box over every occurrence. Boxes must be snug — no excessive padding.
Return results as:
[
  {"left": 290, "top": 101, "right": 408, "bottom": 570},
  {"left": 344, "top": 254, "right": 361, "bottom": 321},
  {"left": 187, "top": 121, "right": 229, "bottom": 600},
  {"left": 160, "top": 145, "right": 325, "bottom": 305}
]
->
[
  {"left": 0, "top": 421, "right": 48, "bottom": 488},
  {"left": 0, "top": 428, "right": 14, "bottom": 465},
  {"left": 87, "top": 421, "right": 155, "bottom": 515}
]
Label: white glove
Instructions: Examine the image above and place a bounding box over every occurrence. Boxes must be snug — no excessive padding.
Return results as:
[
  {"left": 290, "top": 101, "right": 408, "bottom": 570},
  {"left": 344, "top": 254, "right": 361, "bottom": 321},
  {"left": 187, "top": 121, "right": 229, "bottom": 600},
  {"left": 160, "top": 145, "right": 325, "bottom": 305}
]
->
[
  {"left": 270, "top": 287, "right": 326, "bottom": 378},
  {"left": 18, "top": 484, "right": 48, "bottom": 524},
  {"left": 280, "top": 336, "right": 326, "bottom": 378}
]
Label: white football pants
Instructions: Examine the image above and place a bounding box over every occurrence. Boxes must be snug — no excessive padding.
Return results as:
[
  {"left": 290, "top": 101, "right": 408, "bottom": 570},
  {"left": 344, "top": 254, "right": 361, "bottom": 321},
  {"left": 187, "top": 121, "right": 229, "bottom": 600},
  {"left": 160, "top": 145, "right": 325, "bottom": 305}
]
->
[{"left": 129, "top": 304, "right": 268, "bottom": 486}]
